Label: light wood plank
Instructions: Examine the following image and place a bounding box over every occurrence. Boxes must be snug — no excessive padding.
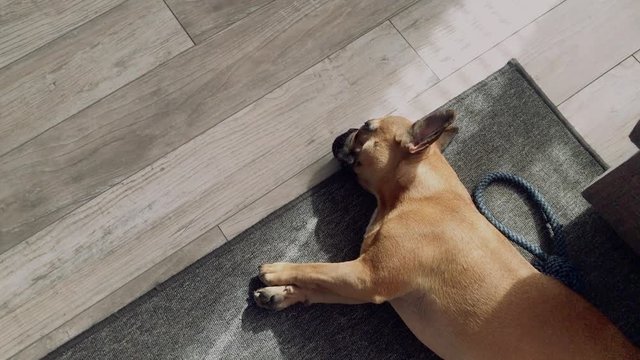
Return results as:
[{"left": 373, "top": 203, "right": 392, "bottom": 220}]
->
[
  {"left": 164, "top": 0, "right": 273, "bottom": 43},
  {"left": 0, "top": 0, "right": 418, "bottom": 253},
  {"left": 559, "top": 57, "right": 640, "bottom": 166},
  {"left": 508, "top": 0, "right": 640, "bottom": 104},
  {"left": 220, "top": 153, "right": 338, "bottom": 239},
  {"left": 0, "top": 22, "right": 437, "bottom": 358},
  {"left": 391, "top": 0, "right": 562, "bottom": 79},
  {"left": 11, "top": 226, "right": 226, "bottom": 360},
  {"left": 393, "top": 0, "right": 640, "bottom": 120},
  {"left": 0, "top": 0, "right": 126, "bottom": 68},
  {"left": 0, "top": 0, "right": 193, "bottom": 160},
  {"left": 248, "top": 0, "right": 640, "bottom": 229}
]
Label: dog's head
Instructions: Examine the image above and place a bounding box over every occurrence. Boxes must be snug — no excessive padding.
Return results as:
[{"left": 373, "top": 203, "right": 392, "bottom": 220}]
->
[{"left": 332, "top": 110, "right": 457, "bottom": 192}]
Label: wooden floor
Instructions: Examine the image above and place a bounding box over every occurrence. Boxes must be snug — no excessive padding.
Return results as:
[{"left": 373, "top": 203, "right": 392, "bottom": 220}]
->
[{"left": 1, "top": 0, "right": 639, "bottom": 358}]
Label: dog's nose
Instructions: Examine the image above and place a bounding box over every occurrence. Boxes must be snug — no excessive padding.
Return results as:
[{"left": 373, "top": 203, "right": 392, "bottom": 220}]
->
[{"left": 332, "top": 128, "right": 358, "bottom": 165}]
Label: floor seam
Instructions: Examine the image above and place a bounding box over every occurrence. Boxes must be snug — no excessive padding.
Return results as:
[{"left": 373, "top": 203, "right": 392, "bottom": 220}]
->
[
  {"left": 161, "top": 0, "right": 196, "bottom": 45},
  {"left": 432, "top": 0, "right": 569, "bottom": 81},
  {"left": 0, "top": 0, "right": 195, "bottom": 160},
  {"left": 557, "top": 55, "right": 632, "bottom": 107},
  {"left": 0, "top": 0, "right": 128, "bottom": 72},
  {"left": 389, "top": 19, "right": 440, "bottom": 81},
  {"left": 216, "top": 151, "right": 333, "bottom": 237}
]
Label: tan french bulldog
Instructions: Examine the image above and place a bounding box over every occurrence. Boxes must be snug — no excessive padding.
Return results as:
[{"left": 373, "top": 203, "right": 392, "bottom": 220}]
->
[{"left": 253, "top": 111, "right": 639, "bottom": 359}]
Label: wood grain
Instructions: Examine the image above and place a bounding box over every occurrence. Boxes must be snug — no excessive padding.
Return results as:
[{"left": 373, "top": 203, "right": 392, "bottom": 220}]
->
[
  {"left": 222, "top": 0, "right": 640, "bottom": 246},
  {"left": 393, "top": 0, "right": 640, "bottom": 120},
  {"left": 559, "top": 57, "right": 640, "bottom": 167},
  {"left": 391, "top": 0, "right": 562, "bottom": 79},
  {"left": 164, "top": 0, "right": 273, "bottom": 43},
  {"left": 220, "top": 153, "right": 339, "bottom": 239},
  {"left": 0, "top": 21, "right": 436, "bottom": 358},
  {"left": 0, "top": 0, "right": 418, "bottom": 253},
  {"left": 0, "top": 0, "right": 126, "bottom": 68},
  {"left": 11, "top": 227, "right": 226, "bottom": 360},
  {"left": 0, "top": 0, "right": 193, "bottom": 159}
]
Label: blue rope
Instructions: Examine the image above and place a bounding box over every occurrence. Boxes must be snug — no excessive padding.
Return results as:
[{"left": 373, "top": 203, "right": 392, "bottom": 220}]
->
[{"left": 472, "top": 172, "right": 581, "bottom": 292}]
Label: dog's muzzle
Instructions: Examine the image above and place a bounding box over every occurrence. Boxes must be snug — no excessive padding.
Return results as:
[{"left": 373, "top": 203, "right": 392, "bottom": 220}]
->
[{"left": 332, "top": 128, "right": 358, "bottom": 167}]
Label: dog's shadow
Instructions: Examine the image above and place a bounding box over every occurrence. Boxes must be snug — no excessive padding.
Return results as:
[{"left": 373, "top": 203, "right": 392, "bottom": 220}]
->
[{"left": 239, "top": 169, "right": 438, "bottom": 360}]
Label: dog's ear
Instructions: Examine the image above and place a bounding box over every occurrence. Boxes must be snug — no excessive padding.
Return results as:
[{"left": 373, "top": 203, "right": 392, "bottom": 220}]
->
[
  {"left": 403, "top": 110, "right": 456, "bottom": 153},
  {"left": 436, "top": 125, "right": 459, "bottom": 152}
]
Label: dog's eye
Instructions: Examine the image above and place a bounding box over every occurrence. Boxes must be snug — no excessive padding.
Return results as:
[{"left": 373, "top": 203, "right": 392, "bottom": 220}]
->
[{"left": 363, "top": 120, "right": 376, "bottom": 132}]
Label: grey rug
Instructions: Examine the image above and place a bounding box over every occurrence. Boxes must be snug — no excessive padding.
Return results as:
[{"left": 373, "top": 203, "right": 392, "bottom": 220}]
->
[{"left": 47, "top": 61, "right": 640, "bottom": 360}]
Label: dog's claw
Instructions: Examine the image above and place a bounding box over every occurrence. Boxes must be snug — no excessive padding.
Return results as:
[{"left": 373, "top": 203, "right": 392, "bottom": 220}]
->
[
  {"left": 256, "top": 291, "right": 271, "bottom": 303},
  {"left": 254, "top": 290, "right": 275, "bottom": 309}
]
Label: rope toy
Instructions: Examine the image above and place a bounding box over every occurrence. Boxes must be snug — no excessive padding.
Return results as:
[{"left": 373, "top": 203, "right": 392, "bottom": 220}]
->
[{"left": 472, "top": 172, "right": 582, "bottom": 292}]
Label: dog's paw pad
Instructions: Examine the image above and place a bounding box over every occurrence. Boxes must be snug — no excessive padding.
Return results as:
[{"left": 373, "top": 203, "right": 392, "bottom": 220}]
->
[
  {"left": 253, "top": 286, "right": 298, "bottom": 311},
  {"left": 254, "top": 290, "right": 274, "bottom": 307}
]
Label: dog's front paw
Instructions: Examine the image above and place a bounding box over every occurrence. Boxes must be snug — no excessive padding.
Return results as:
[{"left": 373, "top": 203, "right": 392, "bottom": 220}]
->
[
  {"left": 259, "top": 263, "right": 295, "bottom": 286},
  {"left": 253, "top": 285, "right": 301, "bottom": 311}
]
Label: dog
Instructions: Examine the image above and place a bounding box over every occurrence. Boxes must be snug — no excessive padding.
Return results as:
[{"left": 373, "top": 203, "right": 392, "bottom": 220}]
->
[{"left": 253, "top": 110, "right": 640, "bottom": 359}]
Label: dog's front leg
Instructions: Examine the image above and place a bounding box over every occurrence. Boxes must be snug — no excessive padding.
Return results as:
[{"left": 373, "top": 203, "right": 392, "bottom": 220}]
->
[
  {"left": 253, "top": 260, "right": 386, "bottom": 310},
  {"left": 253, "top": 285, "right": 369, "bottom": 311}
]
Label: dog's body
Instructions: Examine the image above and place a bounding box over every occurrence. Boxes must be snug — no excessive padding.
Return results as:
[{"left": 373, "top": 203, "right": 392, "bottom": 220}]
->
[{"left": 254, "top": 112, "right": 639, "bottom": 359}]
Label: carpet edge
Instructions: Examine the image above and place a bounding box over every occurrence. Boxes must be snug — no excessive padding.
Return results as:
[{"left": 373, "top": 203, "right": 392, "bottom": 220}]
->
[{"left": 506, "top": 59, "right": 607, "bottom": 170}]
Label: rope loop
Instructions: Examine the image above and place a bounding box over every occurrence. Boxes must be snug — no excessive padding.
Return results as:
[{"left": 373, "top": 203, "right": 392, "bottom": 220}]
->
[{"left": 473, "top": 172, "right": 581, "bottom": 291}]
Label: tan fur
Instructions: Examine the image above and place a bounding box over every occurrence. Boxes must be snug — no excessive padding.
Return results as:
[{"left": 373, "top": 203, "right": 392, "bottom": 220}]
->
[{"left": 254, "top": 113, "right": 640, "bottom": 359}]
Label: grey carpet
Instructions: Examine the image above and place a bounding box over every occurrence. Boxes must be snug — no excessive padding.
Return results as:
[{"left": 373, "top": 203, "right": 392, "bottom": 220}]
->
[{"left": 47, "top": 61, "right": 640, "bottom": 360}]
